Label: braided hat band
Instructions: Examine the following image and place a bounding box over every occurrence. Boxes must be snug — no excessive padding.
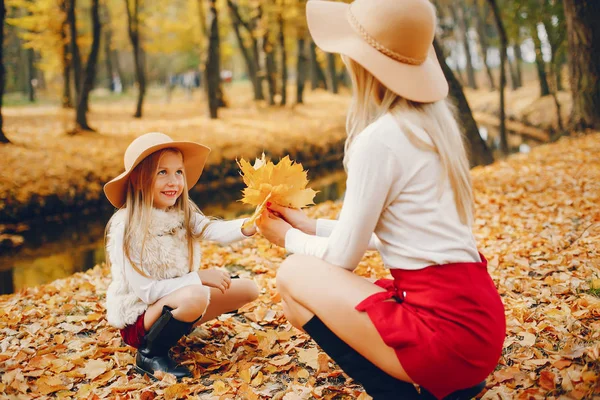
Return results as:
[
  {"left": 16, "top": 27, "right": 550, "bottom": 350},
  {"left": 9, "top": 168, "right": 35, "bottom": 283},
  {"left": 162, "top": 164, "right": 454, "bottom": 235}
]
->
[{"left": 346, "top": 6, "right": 426, "bottom": 66}]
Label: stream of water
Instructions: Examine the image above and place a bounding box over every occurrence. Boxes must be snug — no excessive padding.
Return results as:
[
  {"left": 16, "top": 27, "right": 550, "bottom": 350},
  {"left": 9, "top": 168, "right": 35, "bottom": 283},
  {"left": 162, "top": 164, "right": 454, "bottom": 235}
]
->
[{"left": 0, "top": 171, "right": 347, "bottom": 295}]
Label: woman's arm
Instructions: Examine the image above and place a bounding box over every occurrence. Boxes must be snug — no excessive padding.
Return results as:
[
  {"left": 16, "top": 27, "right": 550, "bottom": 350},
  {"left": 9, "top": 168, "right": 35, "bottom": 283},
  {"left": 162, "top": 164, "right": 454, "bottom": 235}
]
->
[
  {"left": 284, "top": 137, "right": 400, "bottom": 270},
  {"left": 315, "top": 219, "right": 380, "bottom": 250}
]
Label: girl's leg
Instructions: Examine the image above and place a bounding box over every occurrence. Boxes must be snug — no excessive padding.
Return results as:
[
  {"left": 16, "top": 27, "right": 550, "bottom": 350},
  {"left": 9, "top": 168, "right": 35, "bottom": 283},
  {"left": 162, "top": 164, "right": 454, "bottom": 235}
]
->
[
  {"left": 143, "top": 278, "right": 259, "bottom": 330},
  {"left": 276, "top": 254, "right": 412, "bottom": 383},
  {"left": 144, "top": 284, "right": 211, "bottom": 330},
  {"left": 194, "top": 278, "right": 259, "bottom": 325}
]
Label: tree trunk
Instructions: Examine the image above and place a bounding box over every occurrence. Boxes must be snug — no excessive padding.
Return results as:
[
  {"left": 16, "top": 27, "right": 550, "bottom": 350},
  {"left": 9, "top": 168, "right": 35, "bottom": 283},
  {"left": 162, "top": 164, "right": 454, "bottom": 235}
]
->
[
  {"left": 487, "top": 0, "right": 508, "bottom": 155},
  {"left": 506, "top": 47, "right": 519, "bottom": 90},
  {"left": 26, "top": 48, "right": 35, "bottom": 102},
  {"left": 309, "top": 40, "right": 326, "bottom": 89},
  {"left": 67, "top": 0, "right": 82, "bottom": 101},
  {"left": 227, "top": 0, "right": 261, "bottom": 100},
  {"left": 433, "top": 39, "right": 493, "bottom": 167},
  {"left": 473, "top": 0, "right": 495, "bottom": 90},
  {"left": 263, "top": 30, "right": 277, "bottom": 106},
  {"left": 563, "top": 0, "right": 600, "bottom": 130},
  {"left": 513, "top": 43, "right": 523, "bottom": 88},
  {"left": 0, "top": 0, "right": 9, "bottom": 144},
  {"left": 278, "top": 12, "right": 287, "bottom": 106},
  {"left": 104, "top": 28, "right": 114, "bottom": 91},
  {"left": 458, "top": 3, "right": 477, "bottom": 89},
  {"left": 296, "top": 36, "right": 308, "bottom": 104},
  {"left": 74, "top": 0, "right": 101, "bottom": 132},
  {"left": 60, "top": 0, "right": 73, "bottom": 108},
  {"left": 205, "top": 0, "right": 221, "bottom": 118},
  {"left": 531, "top": 27, "right": 550, "bottom": 96},
  {"left": 326, "top": 53, "right": 338, "bottom": 94},
  {"left": 125, "top": 0, "right": 145, "bottom": 118}
]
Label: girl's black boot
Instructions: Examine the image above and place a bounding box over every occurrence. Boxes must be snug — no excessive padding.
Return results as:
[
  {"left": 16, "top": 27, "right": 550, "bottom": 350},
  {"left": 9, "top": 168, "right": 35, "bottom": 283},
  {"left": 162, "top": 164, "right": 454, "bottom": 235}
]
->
[
  {"left": 135, "top": 306, "right": 194, "bottom": 380},
  {"left": 303, "top": 315, "right": 422, "bottom": 400}
]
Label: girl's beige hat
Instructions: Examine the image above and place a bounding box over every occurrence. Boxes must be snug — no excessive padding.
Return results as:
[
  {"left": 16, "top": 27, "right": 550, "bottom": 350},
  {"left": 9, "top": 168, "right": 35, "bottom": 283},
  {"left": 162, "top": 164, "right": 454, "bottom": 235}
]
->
[
  {"left": 307, "top": 0, "right": 448, "bottom": 103},
  {"left": 104, "top": 132, "right": 211, "bottom": 208}
]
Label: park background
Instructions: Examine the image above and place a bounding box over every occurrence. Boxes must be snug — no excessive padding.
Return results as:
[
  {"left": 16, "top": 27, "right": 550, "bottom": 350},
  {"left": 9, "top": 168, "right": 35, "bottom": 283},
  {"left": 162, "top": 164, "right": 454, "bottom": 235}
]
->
[{"left": 0, "top": 0, "right": 598, "bottom": 398}]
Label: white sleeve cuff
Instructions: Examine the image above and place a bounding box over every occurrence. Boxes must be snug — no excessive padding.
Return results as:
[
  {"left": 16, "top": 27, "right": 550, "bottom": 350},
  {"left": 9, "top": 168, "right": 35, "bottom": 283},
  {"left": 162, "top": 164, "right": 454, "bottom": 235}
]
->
[{"left": 284, "top": 227, "right": 328, "bottom": 259}]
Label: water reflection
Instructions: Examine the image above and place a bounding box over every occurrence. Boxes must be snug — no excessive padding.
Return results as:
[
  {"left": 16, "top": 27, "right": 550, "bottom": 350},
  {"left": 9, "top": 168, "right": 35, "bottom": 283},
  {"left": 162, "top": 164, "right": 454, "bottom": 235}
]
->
[{"left": 0, "top": 171, "right": 347, "bottom": 295}]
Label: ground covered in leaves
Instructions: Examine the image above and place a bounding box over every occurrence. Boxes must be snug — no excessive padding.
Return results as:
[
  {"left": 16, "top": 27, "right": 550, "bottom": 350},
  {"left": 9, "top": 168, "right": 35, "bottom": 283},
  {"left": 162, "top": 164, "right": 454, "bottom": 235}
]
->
[{"left": 1, "top": 130, "right": 599, "bottom": 399}]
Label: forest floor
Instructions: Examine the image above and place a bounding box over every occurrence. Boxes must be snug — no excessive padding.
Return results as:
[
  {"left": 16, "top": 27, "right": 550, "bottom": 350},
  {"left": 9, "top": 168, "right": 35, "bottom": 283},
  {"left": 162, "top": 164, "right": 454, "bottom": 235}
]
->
[{"left": 1, "top": 120, "right": 599, "bottom": 399}]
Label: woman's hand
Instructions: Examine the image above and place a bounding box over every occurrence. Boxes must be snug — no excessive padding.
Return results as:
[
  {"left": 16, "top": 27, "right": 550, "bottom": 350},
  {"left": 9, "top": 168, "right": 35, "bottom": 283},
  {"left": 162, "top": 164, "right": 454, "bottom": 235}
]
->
[
  {"left": 197, "top": 268, "right": 231, "bottom": 294},
  {"left": 256, "top": 210, "right": 293, "bottom": 247},
  {"left": 266, "top": 203, "right": 316, "bottom": 235}
]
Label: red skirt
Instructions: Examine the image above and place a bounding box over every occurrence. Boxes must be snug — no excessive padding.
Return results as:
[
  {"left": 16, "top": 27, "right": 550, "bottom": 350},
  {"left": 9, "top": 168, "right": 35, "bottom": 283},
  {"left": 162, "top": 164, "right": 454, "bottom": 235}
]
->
[
  {"left": 120, "top": 312, "right": 146, "bottom": 349},
  {"left": 355, "top": 254, "right": 506, "bottom": 399}
]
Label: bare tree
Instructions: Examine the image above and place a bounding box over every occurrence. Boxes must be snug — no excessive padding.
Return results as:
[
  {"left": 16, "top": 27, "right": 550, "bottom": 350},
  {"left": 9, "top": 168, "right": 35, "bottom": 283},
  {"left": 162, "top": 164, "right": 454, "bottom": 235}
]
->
[
  {"left": 67, "top": 0, "right": 82, "bottom": 100},
  {"left": 434, "top": 39, "right": 493, "bottom": 167},
  {"left": 125, "top": 0, "right": 145, "bottom": 118},
  {"left": 473, "top": 0, "right": 495, "bottom": 90},
  {"left": 487, "top": 0, "right": 508, "bottom": 155},
  {"left": 278, "top": 9, "right": 287, "bottom": 106},
  {"left": 205, "top": 0, "right": 221, "bottom": 118},
  {"left": 227, "top": 0, "right": 263, "bottom": 100},
  {"left": 74, "top": 0, "right": 102, "bottom": 132},
  {"left": 0, "top": 0, "right": 9, "bottom": 144},
  {"left": 563, "top": 0, "right": 600, "bottom": 130},
  {"left": 59, "top": 0, "right": 73, "bottom": 108}
]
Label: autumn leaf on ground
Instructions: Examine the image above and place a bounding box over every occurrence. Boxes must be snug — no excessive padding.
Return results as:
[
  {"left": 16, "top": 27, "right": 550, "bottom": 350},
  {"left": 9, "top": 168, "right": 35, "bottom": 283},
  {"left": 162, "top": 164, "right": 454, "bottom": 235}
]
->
[{"left": 238, "top": 153, "right": 317, "bottom": 228}]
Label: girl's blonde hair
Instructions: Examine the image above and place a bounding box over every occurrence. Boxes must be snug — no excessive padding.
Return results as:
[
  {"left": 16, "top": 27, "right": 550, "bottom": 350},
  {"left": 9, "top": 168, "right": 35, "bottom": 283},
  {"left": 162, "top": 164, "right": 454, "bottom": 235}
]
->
[
  {"left": 105, "top": 148, "right": 207, "bottom": 277},
  {"left": 342, "top": 55, "right": 474, "bottom": 225}
]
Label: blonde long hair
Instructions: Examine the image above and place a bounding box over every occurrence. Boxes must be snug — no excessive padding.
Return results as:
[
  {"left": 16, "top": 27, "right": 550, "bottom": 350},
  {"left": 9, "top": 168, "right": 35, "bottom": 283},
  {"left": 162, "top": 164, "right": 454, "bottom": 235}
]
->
[
  {"left": 342, "top": 55, "right": 474, "bottom": 225},
  {"left": 105, "top": 148, "right": 207, "bottom": 277}
]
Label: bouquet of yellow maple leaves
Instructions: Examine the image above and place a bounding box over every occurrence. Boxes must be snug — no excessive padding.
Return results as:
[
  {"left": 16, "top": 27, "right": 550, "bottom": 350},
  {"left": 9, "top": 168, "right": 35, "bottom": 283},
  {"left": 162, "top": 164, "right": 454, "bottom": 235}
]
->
[{"left": 238, "top": 154, "right": 318, "bottom": 228}]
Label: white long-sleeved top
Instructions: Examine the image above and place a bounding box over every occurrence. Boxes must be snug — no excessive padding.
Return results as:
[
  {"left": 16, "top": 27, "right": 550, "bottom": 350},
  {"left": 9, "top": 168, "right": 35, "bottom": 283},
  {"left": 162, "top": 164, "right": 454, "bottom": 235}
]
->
[
  {"left": 285, "top": 113, "right": 480, "bottom": 271},
  {"left": 105, "top": 208, "right": 250, "bottom": 328}
]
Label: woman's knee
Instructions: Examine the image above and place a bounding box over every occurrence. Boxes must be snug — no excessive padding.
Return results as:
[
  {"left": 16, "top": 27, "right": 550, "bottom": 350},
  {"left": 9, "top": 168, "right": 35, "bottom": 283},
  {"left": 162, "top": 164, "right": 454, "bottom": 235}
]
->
[{"left": 276, "top": 254, "right": 306, "bottom": 295}]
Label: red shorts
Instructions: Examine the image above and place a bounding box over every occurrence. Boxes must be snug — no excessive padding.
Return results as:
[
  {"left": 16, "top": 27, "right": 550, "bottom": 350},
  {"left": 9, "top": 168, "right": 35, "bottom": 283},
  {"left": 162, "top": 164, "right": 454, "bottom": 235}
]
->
[
  {"left": 120, "top": 312, "right": 146, "bottom": 348},
  {"left": 355, "top": 254, "right": 506, "bottom": 399}
]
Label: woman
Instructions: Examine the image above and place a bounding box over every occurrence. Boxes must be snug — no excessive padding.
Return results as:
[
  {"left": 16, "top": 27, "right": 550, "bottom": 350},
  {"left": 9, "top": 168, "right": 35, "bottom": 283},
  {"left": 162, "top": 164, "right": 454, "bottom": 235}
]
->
[{"left": 256, "top": 0, "right": 506, "bottom": 398}]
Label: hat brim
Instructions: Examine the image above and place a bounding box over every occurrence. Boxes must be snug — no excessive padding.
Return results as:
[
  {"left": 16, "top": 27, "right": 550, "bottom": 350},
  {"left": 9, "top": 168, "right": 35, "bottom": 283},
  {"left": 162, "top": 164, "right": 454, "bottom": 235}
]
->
[
  {"left": 103, "top": 141, "right": 211, "bottom": 208},
  {"left": 307, "top": 0, "right": 448, "bottom": 103}
]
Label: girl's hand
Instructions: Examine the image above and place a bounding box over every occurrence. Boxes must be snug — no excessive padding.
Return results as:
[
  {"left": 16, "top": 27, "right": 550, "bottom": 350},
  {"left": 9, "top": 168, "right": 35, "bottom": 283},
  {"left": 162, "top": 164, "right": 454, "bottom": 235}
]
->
[
  {"left": 241, "top": 222, "right": 258, "bottom": 237},
  {"left": 256, "top": 210, "right": 292, "bottom": 247},
  {"left": 197, "top": 268, "right": 231, "bottom": 294},
  {"left": 266, "top": 203, "right": 316, "bottom": 235}
]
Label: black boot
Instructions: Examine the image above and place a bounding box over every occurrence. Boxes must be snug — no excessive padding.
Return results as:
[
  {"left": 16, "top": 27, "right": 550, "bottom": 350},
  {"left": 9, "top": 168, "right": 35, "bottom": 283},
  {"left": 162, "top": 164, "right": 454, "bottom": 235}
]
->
[
  {"left": 135, "top": 306, "right": 195, "bottom": 380},
  {"left": 303, "top": 316, "right": 422, "bottom": 400},
  {"left": 420, "top": 380, "right": 486, "bottom": 400}
]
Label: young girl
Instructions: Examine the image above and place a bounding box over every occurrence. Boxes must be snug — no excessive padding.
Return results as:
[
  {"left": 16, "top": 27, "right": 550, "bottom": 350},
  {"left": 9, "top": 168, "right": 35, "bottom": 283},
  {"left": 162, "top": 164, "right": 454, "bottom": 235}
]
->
[
  {"left": 104, "top": 132, "right": 259, "bottom": 380},
  {"left": 257, "top": 0, "right": 506, "bottom": 399}
]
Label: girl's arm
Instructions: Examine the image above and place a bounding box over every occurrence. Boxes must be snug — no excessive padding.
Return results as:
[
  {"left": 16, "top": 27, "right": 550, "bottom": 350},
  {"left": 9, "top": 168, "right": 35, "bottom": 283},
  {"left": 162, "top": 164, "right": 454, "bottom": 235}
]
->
[
  {"left": 192, "top": 215, "right": 255, "bottom": 244},
  {"left": 284, "top": 136, "right": 400, "bottom": 270}
]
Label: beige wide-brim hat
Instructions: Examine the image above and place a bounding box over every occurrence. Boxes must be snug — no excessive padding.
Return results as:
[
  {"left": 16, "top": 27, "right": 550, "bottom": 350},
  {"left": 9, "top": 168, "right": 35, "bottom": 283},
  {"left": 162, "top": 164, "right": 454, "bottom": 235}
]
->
[
  {"left": 104, "top": 132, "right": 211, "bottom": 208},
  {"left": 307, "top": 0, "right": 448, "bottom": 103}
]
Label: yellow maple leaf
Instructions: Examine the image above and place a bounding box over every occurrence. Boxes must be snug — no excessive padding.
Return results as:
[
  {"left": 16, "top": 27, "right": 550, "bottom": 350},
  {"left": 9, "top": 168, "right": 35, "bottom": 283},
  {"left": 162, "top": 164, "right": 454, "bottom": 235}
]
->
[{"left": 238, "top": 153, "right": 317, "bottom": 228}]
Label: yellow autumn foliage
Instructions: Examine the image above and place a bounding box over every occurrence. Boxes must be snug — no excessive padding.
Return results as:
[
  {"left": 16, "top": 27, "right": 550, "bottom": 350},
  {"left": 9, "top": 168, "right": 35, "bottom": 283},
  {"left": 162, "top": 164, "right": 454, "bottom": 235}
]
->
[{"left": 238, "top": 154, "right": 318, "bottom": 228}]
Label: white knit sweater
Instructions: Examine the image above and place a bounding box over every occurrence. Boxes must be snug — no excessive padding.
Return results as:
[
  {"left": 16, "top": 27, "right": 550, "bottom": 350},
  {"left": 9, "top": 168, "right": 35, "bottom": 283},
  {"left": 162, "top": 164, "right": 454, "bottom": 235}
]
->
[
  {"left": 105, "top": 208, "right": 248, "bottom": 329},
  {"left": 285, "top": 113, "right": 480, "bottom": 270}
]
